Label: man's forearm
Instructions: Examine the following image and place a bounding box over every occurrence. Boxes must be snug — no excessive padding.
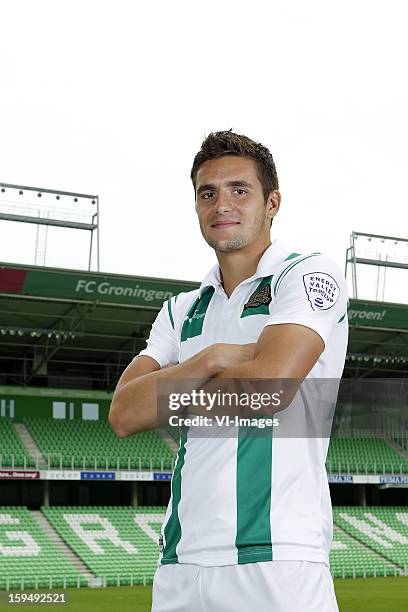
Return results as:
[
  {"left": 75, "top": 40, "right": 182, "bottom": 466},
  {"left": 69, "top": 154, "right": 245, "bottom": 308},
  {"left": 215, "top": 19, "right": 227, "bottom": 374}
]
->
[
  {"left": 211, "top": 360, "right": 303, "bottom": 415},
  {"left": 109, "top": 349, "right": 220, "bottom": 437},
  {"left": 212, "top": 357, "right": 295, "bottom": 380}
]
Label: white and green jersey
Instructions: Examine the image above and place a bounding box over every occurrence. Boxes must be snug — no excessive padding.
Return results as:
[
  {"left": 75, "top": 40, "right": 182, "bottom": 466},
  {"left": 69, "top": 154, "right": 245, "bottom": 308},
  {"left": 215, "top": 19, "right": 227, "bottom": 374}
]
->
[{"left": 136, "top": 239, "right": 349, "bottom": 567}]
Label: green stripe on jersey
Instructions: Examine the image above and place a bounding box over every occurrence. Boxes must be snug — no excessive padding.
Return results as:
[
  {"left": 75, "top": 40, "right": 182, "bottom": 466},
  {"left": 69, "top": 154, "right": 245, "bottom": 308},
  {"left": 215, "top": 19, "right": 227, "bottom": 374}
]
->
[
  {"left": 273, "top": 252, "right": 321, "bottom": 297},
  {"left": 235, "top": 424, "right": 273, "bottom": 564},
  {"left": 162, "top": 426, "right": 189, "bottom": 564},
  {"left": 181, "top": 286, "right": 215, "bottom": 342},
  {"left": 284, "top": 252, "right": 302, "bottom": 261},
  {"left": 167, "top": 298, "right": 175, "bottom": 330}
]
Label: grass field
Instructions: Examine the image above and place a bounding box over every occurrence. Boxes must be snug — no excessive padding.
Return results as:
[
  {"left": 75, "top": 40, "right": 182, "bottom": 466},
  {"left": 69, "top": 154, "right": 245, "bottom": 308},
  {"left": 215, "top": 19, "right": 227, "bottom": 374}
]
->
[{"left": 1, "top": 578, "right": 407, "bottom": 611}]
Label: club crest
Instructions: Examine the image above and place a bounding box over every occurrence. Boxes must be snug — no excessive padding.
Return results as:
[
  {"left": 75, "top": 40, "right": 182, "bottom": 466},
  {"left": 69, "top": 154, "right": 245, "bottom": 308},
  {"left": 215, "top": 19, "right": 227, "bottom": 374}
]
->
[{"left": 243, "top": 284, "right": 272, "bottom": 310}]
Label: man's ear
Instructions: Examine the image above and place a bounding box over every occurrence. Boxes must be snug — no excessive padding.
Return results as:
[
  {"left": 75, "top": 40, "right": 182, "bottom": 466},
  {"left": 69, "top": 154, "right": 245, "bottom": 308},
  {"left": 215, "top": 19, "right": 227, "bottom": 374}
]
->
[{"left": 266, "top": 190, "right": 281, "bottom": 222}]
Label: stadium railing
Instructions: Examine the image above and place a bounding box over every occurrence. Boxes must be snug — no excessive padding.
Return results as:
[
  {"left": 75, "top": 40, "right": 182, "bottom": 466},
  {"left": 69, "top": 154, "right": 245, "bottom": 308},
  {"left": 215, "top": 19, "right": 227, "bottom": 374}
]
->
[
  {"left": 1, "top": 574, "right": 151, "bottom": 591},
  {"left": 2, "top": 566, "right": 408, "bottom": 590},
  {"left": 3, "top": 452, "right": 408, "bottom": 475},
  {"left": 0, "top": 454, "right": 175, "bottom": 472}
]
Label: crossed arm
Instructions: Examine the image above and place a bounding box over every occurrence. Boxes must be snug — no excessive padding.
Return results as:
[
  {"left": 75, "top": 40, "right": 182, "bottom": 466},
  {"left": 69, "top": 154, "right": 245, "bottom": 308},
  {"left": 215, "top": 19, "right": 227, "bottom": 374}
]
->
[{"left": 108, "top": 322, "right": 324, "bottom": 437}]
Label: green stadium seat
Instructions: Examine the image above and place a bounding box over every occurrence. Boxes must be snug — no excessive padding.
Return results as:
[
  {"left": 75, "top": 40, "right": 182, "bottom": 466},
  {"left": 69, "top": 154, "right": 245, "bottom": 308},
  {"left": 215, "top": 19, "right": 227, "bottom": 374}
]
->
[
  {"left": 0, "top": 419, "right": 36, "bottom": 468},
  {"left": 326, "top": 437, "right": 408, "bottom": 474},
  {"left": 41, "top": 506, "right": 166, "bottom": 585},
  {"left": 0, "top": 507, "right": 87, "bottom": 589},
  {"left": 23, "top": 417, "right": 176, "bottom": 472}
]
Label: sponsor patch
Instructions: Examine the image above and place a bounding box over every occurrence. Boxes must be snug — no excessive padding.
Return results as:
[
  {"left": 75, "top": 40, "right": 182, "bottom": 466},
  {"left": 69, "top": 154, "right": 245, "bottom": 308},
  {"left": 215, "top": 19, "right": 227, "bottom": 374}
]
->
[
  {"left": 303, "top": 272, "right": 340, "bottom": 311},
  {"left": 243, "top": 284, "right": 272, "bottom": 310}
]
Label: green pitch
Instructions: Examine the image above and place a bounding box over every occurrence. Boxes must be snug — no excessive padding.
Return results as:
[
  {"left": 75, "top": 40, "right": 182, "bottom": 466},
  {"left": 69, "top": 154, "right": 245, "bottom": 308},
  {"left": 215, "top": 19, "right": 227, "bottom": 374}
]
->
[
  {"left": 1, "top": 578, "right": 407, "bottom": 611},
  {"left": 335, "top": 577, "right": 408, "bottom": 612}
]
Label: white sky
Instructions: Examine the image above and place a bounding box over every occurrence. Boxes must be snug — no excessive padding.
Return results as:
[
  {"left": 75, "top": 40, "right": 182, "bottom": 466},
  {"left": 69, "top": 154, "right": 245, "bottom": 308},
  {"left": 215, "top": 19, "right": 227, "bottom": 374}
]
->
[{"left": 1, "top": 0, "right": 407, "bottom": 303}]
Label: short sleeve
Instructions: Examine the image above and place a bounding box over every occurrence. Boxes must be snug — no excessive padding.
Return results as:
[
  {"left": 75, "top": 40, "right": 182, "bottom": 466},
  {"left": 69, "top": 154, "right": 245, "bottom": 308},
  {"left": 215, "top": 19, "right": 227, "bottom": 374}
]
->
[
  {"left": 265, "top": 255, "right": 349, "bottom": 349},
  {"left": 134, "top": 297, "right": 179, "bottom": 368}
]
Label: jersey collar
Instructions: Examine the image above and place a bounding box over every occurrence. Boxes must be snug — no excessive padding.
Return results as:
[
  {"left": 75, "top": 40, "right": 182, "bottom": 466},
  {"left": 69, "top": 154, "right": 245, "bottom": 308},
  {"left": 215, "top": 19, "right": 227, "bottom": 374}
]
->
[{"left": 198, "top": 239, "right": 293, "bottom": 297}]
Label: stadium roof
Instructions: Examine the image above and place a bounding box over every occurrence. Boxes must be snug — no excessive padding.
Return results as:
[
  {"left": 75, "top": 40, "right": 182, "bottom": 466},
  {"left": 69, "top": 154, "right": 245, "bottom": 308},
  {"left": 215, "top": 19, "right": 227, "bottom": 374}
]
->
[{"left": 1, "top": 261, "right": 407, "bottom": 388}]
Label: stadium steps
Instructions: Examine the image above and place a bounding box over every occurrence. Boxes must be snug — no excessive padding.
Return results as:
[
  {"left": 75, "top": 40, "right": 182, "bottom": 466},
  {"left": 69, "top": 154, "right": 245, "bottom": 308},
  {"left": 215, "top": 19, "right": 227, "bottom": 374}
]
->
[
  {"left": 157, "top": 428, "right": 179, "bottom": 454},
  {"left": 333, "top": 523, "right": 405, "bottom": 575},
  {"left": 384, "top": 438, "right": 408, "bottom": 462},
  {"left": 0, "top": 506, "right": 88, "bottom": 589},
  {"left": 31, "top": 511, "right": 95, "bottom": 585},
  {"left": 13, "top": 423, "right": 47, "bottom": 469},
  {"left": 0, "top": 419, "right": 35, "bottom": 468}
]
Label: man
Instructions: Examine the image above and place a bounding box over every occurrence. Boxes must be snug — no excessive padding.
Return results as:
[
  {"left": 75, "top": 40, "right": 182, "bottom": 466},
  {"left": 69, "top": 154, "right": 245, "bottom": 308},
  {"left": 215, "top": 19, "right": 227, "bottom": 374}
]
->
[{"left": 109, "top": 130, "right": 348, "bottom": 611}]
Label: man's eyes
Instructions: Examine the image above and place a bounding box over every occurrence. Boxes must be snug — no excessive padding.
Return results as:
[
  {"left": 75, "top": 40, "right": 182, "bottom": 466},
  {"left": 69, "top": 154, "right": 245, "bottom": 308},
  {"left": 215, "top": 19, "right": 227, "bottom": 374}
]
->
[{"left": 201, "top": 189, "right": 247, "bottom": 200}]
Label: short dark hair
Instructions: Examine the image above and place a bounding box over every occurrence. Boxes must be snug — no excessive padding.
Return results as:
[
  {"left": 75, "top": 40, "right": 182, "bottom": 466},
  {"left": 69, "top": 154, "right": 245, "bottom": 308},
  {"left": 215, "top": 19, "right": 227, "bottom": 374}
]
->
[{"left": 190, "top": 129, "right": 279, "bottom": 202}]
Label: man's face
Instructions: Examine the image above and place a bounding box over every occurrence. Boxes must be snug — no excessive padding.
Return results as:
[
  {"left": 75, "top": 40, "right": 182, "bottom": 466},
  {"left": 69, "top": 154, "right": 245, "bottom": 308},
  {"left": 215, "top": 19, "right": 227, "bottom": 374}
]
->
[{"left": 195, "top": 156, "right": 276, "bottom": 253}]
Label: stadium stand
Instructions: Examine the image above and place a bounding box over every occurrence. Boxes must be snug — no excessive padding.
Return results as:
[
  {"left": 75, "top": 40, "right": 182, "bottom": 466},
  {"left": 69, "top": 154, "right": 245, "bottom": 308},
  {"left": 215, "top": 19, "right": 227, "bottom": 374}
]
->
[
  {"left": 4, "top": 412, "right": 408, "bottom": 476},
  {"left": 5, "top": 413, "right": 408, "bottom": 476},
  {"left": 42, "top": 506, "right": 164, "bottom": 585},
  {"left": 333, "top": 507, "right": 408, "bottom": 571},
  {"left": 0, "top": 507, "right": 87, "bottom": 589},
  {"left": 24, "top": 417, "right": 176, "bottom": 471},
  {"left": 330, "top": 525, "right": 397, "bottom": 578},
  {"left": 326, "top": 438, "right": 408, "bottom": 474},
  {"left": 0, "top": 419, "right": 35, "bottom": 468},
  {"left": 1, "top": 506, "right": 407, "bottom": 588}
]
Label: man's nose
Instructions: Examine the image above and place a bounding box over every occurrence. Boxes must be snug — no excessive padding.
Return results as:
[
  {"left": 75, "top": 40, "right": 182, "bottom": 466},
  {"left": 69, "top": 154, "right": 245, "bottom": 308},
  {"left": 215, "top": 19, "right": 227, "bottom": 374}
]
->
[{"left": 214, "top": 190, "right": 233, "bottom": 213}]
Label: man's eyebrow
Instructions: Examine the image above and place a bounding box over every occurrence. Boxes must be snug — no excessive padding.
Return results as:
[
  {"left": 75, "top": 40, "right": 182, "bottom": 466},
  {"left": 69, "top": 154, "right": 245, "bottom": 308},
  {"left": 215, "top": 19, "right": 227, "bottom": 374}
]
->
[{"left": 196, "top": 180, "right": 253, "bottom": 195}]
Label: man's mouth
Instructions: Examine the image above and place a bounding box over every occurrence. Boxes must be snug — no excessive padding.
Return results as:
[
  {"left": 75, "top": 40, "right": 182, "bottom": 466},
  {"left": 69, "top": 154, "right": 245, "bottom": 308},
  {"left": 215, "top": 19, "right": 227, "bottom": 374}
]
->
[{"left": 211, "top": 221, "right": 240, "bottom": 228}]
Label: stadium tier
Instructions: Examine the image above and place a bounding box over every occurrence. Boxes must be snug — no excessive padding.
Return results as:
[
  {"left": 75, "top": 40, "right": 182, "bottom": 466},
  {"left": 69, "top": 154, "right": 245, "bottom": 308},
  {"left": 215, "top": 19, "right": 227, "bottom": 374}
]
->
[
  {"left": 23, "top": 417, "right": 176, "bottom": 470},
  {"left": 333, "top": 507, "right": 408, "bottom": 571},
  {"left": 0, "top": 414, "right": 407, "bottom": 475},
  {"left": 0, "top": 419, "right": 35, "bottom": 468},
  {"left": 330, "top": 526, "right": 396, "bottom": 578},
  {"left": 0, "top": 507, "right": 87, "bottom": 589},
  {"left": 326, "top": 437, "right": 408, "bottom": 474},
  {"left": 1, "top": 506, "right": 407, "bottom": 589},
  {"left": 1, "top": 414, "right": 408, "bottom": 475},
  {"left": 42, "top": 506, "right": 165, "bottom": 586}
]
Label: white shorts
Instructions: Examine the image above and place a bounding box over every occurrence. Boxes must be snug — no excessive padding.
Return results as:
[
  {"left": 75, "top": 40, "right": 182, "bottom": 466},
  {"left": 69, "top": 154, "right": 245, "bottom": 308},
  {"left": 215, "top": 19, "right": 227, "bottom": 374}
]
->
[{"left": 151, "top": 560, "right": 339, "bottom": 612}]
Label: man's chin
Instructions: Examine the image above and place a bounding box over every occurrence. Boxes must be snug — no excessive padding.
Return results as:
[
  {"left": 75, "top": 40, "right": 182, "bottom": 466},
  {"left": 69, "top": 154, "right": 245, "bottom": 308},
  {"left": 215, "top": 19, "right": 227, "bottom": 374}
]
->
[{"left": 206, "top": 236, "right": 247, "bottom": 252}]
